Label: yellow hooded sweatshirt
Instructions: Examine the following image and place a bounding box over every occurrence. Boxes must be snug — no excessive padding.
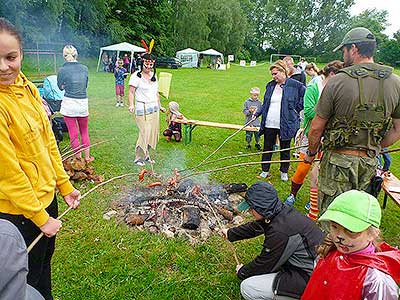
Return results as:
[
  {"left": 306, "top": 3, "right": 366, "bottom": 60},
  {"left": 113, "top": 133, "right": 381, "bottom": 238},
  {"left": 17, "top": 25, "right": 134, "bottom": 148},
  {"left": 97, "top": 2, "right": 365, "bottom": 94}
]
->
[{"left": 0, "top": 73, "right": 74, "bottom": 227}]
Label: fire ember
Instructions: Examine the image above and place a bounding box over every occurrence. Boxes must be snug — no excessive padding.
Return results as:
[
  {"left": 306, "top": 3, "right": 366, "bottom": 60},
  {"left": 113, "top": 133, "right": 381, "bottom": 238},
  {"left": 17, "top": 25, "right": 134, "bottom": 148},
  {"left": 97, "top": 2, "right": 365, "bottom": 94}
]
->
[{"left": 113, "top": 179, "right": 248, "bottom": 243}]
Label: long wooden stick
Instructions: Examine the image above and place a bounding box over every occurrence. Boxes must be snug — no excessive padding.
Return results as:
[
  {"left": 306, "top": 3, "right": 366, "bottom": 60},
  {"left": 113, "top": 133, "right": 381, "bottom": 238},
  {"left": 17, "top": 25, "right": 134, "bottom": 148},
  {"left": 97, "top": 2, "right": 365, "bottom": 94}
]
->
[
  {"left": 180, "top": 159, "right": 320, "bottom": 181},
  {"left": 27, "top": 172, "right": 136, "bottom": 253},
  {"left": 199, "top": 194, "right": 240, "bottom": 265},
  {"left": 179, "top": 144, "right": 307, "bottom": 173},
  {"left": 381, "top": 147, "right": 400, "bottom": 154},
  {"left": 198, "top": 119, "right": 255, "bottom": 166},
  {"left": 62, "top": 140, "right": 111, "bottom": 161}
]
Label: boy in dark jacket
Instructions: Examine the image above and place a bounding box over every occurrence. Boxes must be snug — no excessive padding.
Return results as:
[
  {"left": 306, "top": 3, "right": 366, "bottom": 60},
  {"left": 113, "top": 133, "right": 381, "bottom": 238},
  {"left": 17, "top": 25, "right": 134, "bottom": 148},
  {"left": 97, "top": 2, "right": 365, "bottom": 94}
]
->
[{"left": 221, "top": 182, "right": 324, "bottom": 300}]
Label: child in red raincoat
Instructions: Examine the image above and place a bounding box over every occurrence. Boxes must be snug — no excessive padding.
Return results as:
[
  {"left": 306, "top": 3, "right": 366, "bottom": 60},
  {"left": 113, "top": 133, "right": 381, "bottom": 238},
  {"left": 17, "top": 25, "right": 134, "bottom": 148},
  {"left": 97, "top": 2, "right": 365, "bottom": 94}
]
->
[{"left": 302, "top": 190, "right": 400, "bottom": 300}]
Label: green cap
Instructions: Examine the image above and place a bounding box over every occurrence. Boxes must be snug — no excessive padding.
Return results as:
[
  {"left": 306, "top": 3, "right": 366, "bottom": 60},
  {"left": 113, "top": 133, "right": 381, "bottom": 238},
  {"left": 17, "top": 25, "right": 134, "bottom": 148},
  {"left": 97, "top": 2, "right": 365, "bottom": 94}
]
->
[
  {"left": 319, "top": 190, "right": 381, "bottom": 232},
  {"left": 237, "top": 200, "right": 251, "bottom": 211},
  {"left": 333, "top": 27, "right": 376, "bottom": 52}
]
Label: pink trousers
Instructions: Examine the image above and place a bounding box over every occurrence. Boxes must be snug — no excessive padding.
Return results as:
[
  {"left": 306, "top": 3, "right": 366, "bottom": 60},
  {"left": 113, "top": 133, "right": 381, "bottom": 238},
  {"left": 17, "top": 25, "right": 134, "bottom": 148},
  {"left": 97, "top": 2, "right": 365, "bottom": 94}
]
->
[{"left": 63, "top": 116, "right": 90, "bottom": 153}]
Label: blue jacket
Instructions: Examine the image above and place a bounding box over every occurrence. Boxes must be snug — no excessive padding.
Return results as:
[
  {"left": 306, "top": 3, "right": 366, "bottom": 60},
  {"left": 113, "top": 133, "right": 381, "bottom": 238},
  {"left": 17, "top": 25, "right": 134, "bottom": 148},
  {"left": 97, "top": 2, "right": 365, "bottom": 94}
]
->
[{"left": 256, "top": 78, "right": 305, "bottom": 140}]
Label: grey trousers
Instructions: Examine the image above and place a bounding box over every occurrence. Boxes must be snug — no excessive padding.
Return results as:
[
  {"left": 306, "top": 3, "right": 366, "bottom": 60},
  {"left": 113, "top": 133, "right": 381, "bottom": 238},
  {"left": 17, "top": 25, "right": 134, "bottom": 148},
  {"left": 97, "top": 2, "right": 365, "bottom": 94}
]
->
[{"left": 240, "top": 273, "right": 298, "bottom": 300}]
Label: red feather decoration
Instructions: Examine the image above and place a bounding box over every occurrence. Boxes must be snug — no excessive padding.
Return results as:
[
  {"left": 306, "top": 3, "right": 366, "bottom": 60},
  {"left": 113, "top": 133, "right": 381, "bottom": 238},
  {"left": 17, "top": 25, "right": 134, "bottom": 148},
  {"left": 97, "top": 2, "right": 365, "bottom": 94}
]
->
[{"left": 140, "top": 39, "right": 149, "bottom": 53}]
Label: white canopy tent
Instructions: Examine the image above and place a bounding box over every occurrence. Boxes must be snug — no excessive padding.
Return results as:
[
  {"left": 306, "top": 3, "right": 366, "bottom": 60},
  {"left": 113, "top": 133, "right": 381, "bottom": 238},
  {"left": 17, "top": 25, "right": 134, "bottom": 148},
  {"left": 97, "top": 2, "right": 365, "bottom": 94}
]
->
[
  {"left": 97, "top": 42, "right": 146, "bottom": 72},
  {"left": 200, "top": 48, "right": 224, "bottom": 63},
  {"left": 176, "top": 48, "right": 199, "bottom": 68}
]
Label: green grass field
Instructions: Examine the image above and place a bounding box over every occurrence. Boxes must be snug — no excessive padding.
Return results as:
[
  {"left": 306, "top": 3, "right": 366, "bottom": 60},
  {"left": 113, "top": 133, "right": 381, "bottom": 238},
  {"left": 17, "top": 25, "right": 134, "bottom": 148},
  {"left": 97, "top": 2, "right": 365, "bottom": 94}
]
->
[{"left": 23, "top": 61, "right": 400, "bottom": 300}]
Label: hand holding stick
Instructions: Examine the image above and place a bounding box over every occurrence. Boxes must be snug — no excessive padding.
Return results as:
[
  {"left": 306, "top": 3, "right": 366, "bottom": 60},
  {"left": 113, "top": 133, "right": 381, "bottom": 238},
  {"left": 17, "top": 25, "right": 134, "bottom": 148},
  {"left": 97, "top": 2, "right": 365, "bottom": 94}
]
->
[{"left": 27, "top": 173, "right": 136, "bottom": 253}]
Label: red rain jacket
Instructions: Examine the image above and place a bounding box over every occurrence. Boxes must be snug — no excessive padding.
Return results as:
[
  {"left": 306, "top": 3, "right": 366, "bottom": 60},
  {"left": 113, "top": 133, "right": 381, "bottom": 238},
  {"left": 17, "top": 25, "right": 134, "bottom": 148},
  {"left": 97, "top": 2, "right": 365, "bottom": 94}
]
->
[{"left": 302, "top": 243, "right": 400, "bottom": 300}]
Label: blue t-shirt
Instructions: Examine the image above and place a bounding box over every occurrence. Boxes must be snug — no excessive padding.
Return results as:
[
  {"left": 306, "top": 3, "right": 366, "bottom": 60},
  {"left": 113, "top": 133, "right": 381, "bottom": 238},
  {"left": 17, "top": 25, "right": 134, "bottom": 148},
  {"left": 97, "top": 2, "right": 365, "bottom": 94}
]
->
[{"left": 114, "top": 67, "right": 127, "bottom": 85}]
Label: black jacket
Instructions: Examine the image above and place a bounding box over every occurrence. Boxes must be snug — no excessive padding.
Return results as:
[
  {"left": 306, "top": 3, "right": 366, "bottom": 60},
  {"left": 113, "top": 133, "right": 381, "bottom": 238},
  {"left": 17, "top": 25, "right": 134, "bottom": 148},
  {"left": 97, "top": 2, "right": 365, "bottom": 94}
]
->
[{"left": 228, "top": 206, "right": 324, "bottom": 298}]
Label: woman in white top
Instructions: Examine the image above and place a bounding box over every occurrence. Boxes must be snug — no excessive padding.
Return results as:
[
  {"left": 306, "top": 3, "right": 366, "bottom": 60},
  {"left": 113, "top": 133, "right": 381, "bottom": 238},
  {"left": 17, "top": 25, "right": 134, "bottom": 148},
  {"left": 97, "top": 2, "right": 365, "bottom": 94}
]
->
[
  {"left": 253, "top": 60, "right": 305, "bottom": 181},
  {"left": 128, "top": 54, "right": 165, "bottom": 166}
]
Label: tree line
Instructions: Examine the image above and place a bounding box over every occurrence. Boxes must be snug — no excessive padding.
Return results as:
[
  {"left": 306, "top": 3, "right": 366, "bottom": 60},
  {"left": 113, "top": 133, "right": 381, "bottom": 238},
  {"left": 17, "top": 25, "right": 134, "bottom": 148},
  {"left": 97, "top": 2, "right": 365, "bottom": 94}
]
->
[{"left": 1, "top": 0, "right": 399, "bottom": 65}]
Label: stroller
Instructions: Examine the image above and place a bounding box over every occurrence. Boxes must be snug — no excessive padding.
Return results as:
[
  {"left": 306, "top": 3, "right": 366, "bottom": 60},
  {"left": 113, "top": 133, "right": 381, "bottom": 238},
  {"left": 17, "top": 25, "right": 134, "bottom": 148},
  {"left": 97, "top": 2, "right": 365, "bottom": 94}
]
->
[{"left": 39, "top": 75, "right": 68, "bottom": 145}]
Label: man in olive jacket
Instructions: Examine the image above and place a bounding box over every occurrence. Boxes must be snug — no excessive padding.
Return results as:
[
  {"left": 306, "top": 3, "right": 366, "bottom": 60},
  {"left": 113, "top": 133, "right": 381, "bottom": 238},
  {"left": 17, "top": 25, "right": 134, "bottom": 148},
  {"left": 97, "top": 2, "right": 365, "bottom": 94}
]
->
[{"left": 222, "top": 182, "right": 324, "bottom": 300}]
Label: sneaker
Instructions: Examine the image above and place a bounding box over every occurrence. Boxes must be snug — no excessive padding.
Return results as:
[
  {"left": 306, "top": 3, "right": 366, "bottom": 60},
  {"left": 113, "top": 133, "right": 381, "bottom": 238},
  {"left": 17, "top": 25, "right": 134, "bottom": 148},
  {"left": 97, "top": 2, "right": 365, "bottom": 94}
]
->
[
  {"left": 120, "top": 102, "right": 124, "bottom": 107},
  {"left": 304, "top": 202, "right": 311, "bottom": 210},
  {"left": 255, "top": 144, "right": 262, "bottom": 151},
  {"left": 273, "top": 144, "right": 280, "bottom": 151},
  {"left": 145, "top": 157, "right": 155, "bottom": 164},
  {"left": 280, "top": 172, "right": 288, "bottom": 181},
  {"left": 258, "top": 171, "right": 270, "bottom": 178},
  {"left": 246, "top": 144, "right": 251, "bottom": 150},
  {"left": 134, "top": 158, "right": 145, "bottom": 166},
  {"left": 115, "top": 103, "right": 120, "bottom": 107},
  {"left": 284, "top": 194, "right": 296, "bottom": 206}
]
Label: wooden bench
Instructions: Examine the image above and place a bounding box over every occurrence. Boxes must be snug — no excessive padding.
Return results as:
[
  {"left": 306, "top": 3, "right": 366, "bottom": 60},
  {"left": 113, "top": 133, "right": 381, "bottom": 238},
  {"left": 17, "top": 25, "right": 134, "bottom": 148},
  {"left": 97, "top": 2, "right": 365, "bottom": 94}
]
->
[
  {"left": 381, "top": 174, "right": 400, "bottom": 209},
  {"left": 175, "top": 119, "right": 259, "bottom": 145}
]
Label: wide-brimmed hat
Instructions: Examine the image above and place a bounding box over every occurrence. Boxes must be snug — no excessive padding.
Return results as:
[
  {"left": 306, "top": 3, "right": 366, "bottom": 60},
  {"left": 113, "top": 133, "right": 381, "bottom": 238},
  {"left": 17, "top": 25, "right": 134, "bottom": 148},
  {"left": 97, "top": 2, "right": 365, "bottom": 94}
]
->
[
  {"left": 319, "top": 190, "right": 381, "bottom": 232},
  {"left": 333, "top": 27, "right": 376, "bottom": 52}
]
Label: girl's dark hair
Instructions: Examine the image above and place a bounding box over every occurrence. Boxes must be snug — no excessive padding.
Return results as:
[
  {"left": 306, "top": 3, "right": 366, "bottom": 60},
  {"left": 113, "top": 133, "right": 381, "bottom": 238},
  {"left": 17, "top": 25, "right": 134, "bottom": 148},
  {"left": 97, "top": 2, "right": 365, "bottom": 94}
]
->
[
  {"left": 319, "top": 60, "right": 344, "bottom": 77},
  {"left": 0, "top": 18, "right": 23, "bottom": 49},
  {"left": 136, "top": 53, "right": 157, "bottom": 81}
]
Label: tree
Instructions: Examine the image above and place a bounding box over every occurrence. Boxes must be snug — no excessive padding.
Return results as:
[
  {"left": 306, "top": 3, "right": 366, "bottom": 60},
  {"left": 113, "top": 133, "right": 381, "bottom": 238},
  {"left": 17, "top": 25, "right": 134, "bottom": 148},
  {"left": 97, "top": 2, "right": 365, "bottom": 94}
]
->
[
  {"left": 207, "top": 0, "right": 248, "bottom": 54},
  {"left": 246, "top": 0, "right": 354, "bottom": 60},
  {"left": 377, "top": 39, "right": 400, "bottom": 66},
  {"left": 308, "top": 0, "right": 354, "bottom": 60},
  {"left": 170, "top": 0, "right": 211, "bottom": 51}
]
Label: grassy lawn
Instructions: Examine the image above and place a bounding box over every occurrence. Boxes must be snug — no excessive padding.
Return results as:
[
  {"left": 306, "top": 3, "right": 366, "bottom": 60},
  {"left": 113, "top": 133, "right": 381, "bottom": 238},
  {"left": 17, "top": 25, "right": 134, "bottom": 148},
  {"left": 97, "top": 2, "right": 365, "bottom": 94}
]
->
[{"left": 23, "top": 61, "right": 400, "bottom": 300}]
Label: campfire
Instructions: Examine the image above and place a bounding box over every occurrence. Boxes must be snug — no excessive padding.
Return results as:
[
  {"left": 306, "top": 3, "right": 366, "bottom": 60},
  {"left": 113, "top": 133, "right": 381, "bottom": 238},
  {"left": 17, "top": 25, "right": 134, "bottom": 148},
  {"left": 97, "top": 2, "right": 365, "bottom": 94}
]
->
[{"left": 112, "top": 177, "right": 248, "bottom": 243}]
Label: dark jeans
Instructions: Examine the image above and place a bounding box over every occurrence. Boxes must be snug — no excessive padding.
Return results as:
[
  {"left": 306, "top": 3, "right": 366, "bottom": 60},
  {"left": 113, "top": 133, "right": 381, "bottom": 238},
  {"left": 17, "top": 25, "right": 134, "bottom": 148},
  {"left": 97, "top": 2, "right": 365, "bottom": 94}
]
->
[
  {"left": 262, "top": 128, "right": 291, "bottom": 173},
  {"left": 245, "top": 131, "right": 260, "bottom": 144},
  {"left": 0, "top": 195, "right": 58, "bottom": 300}
]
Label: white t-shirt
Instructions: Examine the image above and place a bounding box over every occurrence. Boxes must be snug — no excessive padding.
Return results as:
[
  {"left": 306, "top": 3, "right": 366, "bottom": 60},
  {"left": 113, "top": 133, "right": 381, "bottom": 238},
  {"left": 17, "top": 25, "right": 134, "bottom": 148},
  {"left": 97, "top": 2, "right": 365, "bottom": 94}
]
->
[
  {"left": 265, "top": 85, "right": 282, "bottom": 129},
  {"left": 129, "top": 72, "right": 159, "bottom": 116}
]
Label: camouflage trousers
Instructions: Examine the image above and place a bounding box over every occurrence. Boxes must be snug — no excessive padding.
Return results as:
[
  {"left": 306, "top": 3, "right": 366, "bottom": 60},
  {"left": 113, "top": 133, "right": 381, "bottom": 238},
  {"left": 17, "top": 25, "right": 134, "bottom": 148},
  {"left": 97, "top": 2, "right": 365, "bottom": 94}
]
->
[{"left": 318, "top": 150, "right": 377, "bottom": 220}]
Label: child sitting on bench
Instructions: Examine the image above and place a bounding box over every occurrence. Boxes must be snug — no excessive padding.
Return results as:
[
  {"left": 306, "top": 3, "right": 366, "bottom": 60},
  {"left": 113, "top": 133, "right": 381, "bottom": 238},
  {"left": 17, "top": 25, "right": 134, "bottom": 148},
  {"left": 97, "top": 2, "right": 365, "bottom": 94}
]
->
[{"left": 163, "top": 101, "right": 185, "bottom": 142}]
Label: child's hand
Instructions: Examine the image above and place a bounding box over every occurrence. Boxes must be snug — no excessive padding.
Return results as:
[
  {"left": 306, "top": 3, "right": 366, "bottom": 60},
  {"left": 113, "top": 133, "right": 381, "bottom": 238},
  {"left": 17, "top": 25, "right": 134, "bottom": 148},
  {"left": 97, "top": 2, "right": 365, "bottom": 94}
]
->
[
  {"left": 236, "top": 264, "right": 243, "bottom": 274},
  {"left": 219, "top": 228, "right": 228, "bottom": 239},
  {"left": 128, "top": 105, "right": 134, "bottom": 113}
]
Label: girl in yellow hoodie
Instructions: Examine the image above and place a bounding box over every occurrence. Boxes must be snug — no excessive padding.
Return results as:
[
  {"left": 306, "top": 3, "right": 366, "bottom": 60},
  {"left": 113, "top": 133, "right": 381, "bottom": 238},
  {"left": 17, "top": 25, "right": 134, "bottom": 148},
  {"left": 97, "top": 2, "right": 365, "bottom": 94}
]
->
[{"left": 0, "top": 18, "right": 81, "bottom": 300}]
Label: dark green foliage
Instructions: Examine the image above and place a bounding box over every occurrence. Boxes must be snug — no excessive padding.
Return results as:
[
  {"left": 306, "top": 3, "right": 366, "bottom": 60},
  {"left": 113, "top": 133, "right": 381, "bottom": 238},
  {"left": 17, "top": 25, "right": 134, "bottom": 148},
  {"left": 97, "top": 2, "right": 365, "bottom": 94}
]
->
[{"left": 1, "top": 1, "right": 399, "bottom": 64}]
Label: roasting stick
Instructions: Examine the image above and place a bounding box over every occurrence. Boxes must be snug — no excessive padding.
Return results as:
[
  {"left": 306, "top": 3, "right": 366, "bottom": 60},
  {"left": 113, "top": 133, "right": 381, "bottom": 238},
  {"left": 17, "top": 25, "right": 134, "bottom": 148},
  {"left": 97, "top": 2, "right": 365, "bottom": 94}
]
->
[
  {"left": 179, "top": 144, "right": 307, "bottom": 173},
  {"left": 60, "top": 144, "right": 85, "bottom": 159},
  {"left": 61, "top": 140, "right": 111, "bottom": 161},
  {"left": 198, "top": 119, "right": 255, "bottom": 167},
  {"left": 27, "top": 172, "right": 137, "bottom": 253},
  {"left": 199, "top": 194, "right": 240, "bottom": 265},
  {"left": 180, "top": 159, "right": 320, "bottom": 181}
]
